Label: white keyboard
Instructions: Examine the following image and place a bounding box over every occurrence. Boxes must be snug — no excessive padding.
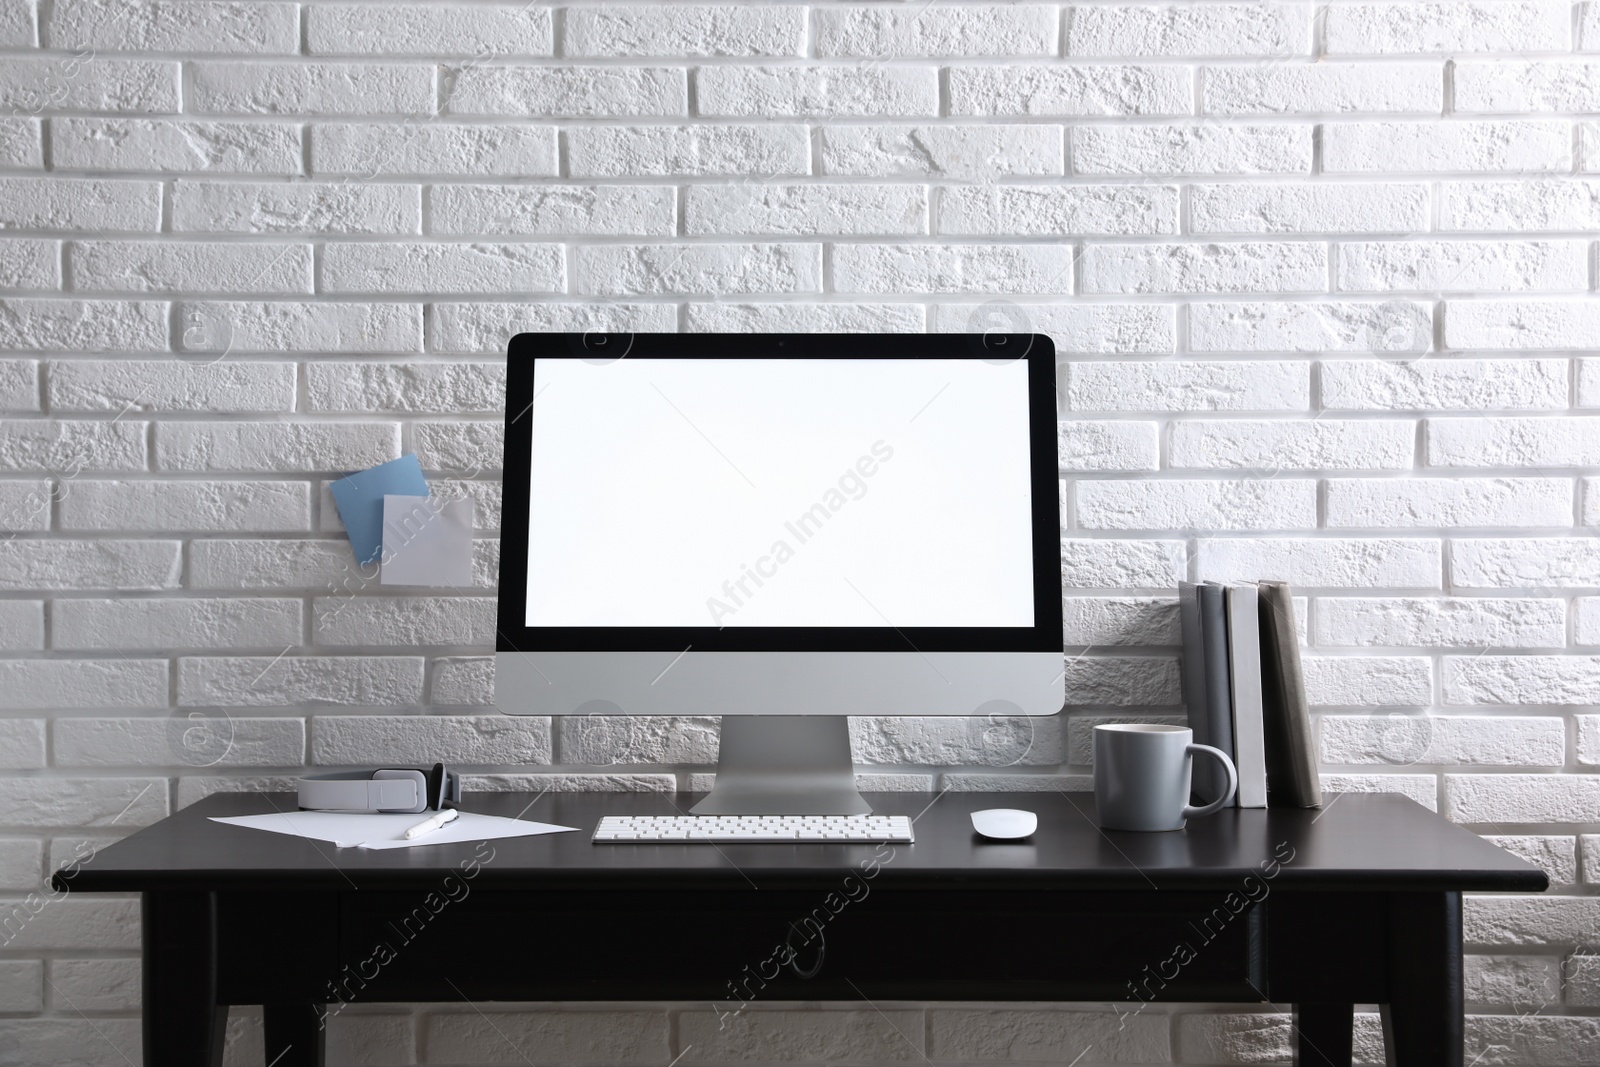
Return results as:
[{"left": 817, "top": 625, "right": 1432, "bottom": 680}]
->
[{"left": 593, "top": 814, "right": 914, "bottom": 843}]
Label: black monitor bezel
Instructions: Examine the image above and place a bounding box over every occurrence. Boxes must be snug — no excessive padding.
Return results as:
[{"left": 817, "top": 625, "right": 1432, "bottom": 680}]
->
[{"left": 496, "top": 333, "right": 1063, "bottom": 653}]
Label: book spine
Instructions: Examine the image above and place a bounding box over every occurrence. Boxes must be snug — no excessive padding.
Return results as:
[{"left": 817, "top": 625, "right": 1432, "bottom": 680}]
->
[
  {"left": 1198, "top": 582, "right": 1235, "bottom": 804},
  {"left": 1180, "top": 581, "right": 1208, "bottom": 742},
  {"left": 1179, "top": 582, "right": 1211, "bottom": 802},
  {"left": 1227, "top": 584, "right": 1269, "bottom": 808}
]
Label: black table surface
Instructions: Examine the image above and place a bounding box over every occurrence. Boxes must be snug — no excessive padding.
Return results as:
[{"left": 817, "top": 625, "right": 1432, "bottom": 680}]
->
[{"left": 62, "top": 790, "right": 1547, "bottom": 894}]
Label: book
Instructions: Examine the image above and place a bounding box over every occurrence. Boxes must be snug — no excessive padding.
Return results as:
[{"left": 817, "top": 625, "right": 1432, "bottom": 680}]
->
[
  {"left": 1198, "top": 582, "right": 1236, "bottom": 804},
  {"left": 1178, "top": 581, "right": 1210, "bottom": 800},
  {"left": 1225, "top": 584, "right": 1268, "bottom": 808},
  {"left": 1257, "top": 581, "right": 1322, "bottom": 808}
]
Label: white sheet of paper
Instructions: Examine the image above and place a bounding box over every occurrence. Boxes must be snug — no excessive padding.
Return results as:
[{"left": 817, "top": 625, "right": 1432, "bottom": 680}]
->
[
  {"left": 380, "top": 495, "right": 474, "bottom": 587},
  {"left": 210, "top": 810, "right": 577, "bottom": 849}
]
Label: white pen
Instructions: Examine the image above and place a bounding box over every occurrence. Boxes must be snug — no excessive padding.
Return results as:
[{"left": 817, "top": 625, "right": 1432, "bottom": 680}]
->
[{"left": 403, "top": 808, "right": 460, "bottom": 840}]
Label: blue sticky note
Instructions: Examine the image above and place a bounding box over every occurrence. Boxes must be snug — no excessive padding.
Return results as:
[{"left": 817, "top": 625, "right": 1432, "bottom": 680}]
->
[{"left": 330, "top": 454, "right": 429, "bottom": 565}]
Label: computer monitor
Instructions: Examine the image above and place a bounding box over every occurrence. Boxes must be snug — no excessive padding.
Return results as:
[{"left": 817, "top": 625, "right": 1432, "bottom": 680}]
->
[{"left": 496, "top": 333, "right": 1064, "bottom": 814}]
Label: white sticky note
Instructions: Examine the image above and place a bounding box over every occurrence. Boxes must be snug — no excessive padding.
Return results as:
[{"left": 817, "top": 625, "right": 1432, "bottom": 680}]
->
[{"left": 380, "top": 495, "right": 474, "bottom": 587}]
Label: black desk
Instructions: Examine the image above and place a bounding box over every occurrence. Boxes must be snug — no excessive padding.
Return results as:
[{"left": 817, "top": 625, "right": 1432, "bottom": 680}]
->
[{"left": 59, "top": 790, "right": 1545, "bottom": 1067}]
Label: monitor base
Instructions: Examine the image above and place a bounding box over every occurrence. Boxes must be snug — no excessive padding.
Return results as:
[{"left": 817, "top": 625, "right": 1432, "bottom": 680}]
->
[{"left": 690, "top": 715, "right": 872, "bottom": 815}]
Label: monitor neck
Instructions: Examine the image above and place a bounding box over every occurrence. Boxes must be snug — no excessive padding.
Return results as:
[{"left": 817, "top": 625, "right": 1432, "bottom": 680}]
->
[{"left": 690, "top": 716, "right": 870, "bottom": 816}]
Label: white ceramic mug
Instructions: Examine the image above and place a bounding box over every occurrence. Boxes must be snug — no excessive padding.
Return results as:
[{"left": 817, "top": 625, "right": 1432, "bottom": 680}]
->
[{"left": 1093, "top": 724, "right": 1238, "bottom": 832}]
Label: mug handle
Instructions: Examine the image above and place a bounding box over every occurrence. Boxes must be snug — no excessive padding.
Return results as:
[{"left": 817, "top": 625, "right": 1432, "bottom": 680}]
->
[{"left": 1180, "top": 744, "right": 1239, "bottom": 820}]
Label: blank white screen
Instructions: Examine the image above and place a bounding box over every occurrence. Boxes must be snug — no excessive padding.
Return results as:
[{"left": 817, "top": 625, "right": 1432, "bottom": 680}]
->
[{"left": 525, "top": 358, "right": 1035, "bottom": 628}]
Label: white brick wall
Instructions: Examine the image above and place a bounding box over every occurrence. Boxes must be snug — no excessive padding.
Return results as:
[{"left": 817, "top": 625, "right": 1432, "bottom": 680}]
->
[{"left": 1, "top": 2, "right": 1597, "bottom": 1064}]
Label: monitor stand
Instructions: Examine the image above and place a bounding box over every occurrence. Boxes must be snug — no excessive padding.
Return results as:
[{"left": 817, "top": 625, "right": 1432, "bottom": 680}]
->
[{"left": 690, "top": 715, "right": 872, "bottom": 815}]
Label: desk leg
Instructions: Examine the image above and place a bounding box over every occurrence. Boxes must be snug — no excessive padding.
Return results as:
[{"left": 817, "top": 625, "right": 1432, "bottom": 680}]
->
[
  {"left": 1381, "top": 891, "right": 1463, "bottom": 1067},
  {"left": 143, "top": 891, "right": 227, "bottom": 1067},
  {"left": 1293, "top": 1003, "right": 1353, "bottom": 1066},
  {"left": 264, "top": 1002, "right": 326, "bottom": 1067}
]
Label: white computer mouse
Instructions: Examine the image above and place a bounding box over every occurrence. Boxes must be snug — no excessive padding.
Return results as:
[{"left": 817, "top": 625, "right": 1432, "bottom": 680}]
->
[{"left": 970, "top": 808, "right": 1037, "bottom": 840}]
